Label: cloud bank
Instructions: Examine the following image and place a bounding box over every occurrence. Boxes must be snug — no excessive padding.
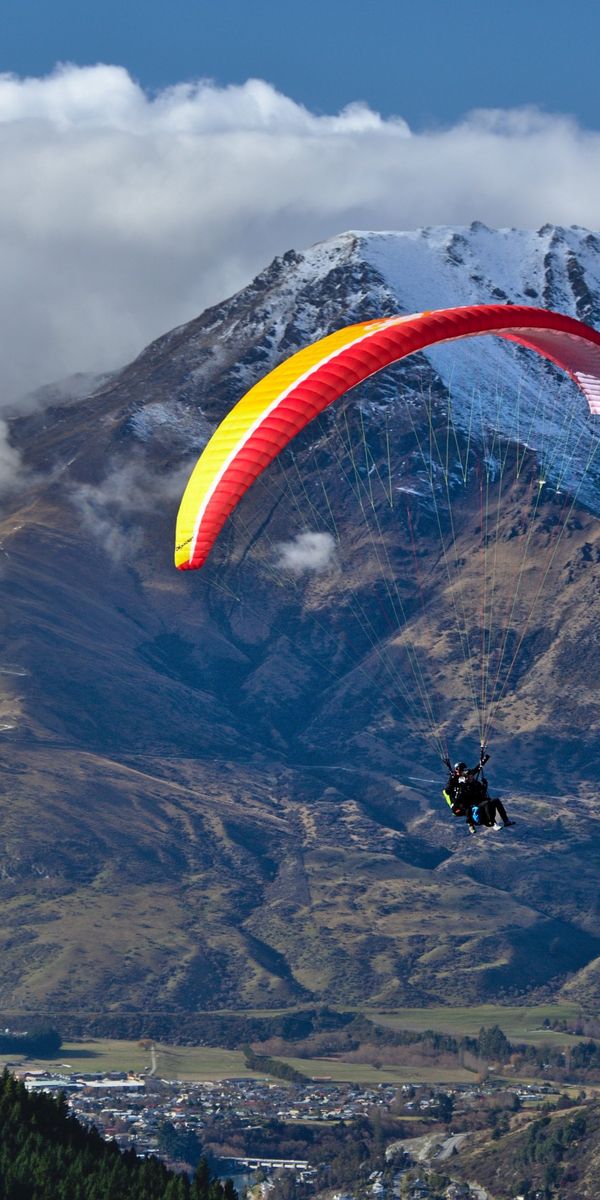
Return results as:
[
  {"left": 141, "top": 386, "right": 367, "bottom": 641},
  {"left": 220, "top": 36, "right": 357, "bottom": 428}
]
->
[{"left": 2, "top": 64, "right": 600, "bottom": 405}]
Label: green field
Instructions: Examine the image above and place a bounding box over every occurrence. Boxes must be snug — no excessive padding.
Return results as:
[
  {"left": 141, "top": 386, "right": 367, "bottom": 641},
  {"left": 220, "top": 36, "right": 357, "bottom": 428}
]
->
[
  {"left": 367, "top": 1003, "right": 584, "bottom": 1045},
  {"left": 3, "top": 1039, "right": 478, "bottom": 1085},
  {"left": 2, "top": 1041, "right": 265, "bottom": 1082},
  {"left": 279, "top": 1056, "right": 476, "bottom": 1084}
]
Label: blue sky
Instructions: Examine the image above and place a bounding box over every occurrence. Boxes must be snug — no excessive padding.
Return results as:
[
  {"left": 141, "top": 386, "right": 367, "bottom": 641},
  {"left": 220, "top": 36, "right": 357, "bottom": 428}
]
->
[
  {"left": 2, "top": 0, "right": 600, "bottom": 405},
  {"left": 4, "top": 0, "right": 600, "bottom": 129}
]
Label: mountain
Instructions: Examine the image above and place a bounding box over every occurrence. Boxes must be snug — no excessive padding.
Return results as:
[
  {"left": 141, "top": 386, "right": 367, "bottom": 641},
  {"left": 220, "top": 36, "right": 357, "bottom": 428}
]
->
[{"left": 1, "top": 224, "right": 600, "bottom": 1019}]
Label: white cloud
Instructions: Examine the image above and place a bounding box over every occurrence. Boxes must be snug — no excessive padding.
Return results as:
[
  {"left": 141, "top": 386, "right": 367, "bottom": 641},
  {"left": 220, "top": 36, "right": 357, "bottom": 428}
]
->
[
  {"left": 71, "top": 458, "right": 190, "bottom": 562},
  {"left": 2, "top": 64, "right": 600, "bottom": 404},
  {"left": 274, "top": 531, "right": 337, "bottom": 574},
  {"left": 0, "top": 421, "right": 23, "bottom": 493}
]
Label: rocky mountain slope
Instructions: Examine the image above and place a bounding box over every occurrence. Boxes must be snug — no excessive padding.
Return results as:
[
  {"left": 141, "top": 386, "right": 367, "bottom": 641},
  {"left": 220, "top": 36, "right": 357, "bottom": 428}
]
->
[
  {"left": 455, "top": 1100, "right": 600, "bottom": 1199},
  {"left": 1, "top": 224, "right": 600, "bottom": 1017}
]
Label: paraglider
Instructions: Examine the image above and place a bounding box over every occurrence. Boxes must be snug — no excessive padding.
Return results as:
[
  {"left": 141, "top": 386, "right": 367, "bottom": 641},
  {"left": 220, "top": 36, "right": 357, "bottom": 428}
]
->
[
  {"left": 442, "top": 748, "right": 514, "bottom": 834},
  {"left": 174, "top": 302, "right": 600, "bottom": 828}
]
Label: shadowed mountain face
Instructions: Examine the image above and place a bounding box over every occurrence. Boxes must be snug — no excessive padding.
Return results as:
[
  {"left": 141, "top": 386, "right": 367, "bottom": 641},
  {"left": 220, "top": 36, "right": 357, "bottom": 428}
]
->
[{"left": 1, "top": 224, "right": 600, "bottom": 1017}]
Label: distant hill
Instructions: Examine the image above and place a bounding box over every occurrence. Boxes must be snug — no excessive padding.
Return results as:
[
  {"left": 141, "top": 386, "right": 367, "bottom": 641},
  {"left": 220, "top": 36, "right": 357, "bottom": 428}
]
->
[{"left": 1, "top": 225, "right": 600, "bottom": 1017}]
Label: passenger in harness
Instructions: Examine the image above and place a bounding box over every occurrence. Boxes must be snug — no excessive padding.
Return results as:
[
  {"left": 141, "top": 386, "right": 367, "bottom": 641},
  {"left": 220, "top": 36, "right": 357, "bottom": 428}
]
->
[{"left": 442, "top": 747, "right": 515, "bottom": 835}]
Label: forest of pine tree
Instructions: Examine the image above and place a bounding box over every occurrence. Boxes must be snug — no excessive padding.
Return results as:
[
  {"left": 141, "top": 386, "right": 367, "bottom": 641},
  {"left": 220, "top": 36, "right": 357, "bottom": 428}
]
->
[{"left": 0, "top": 1069, "right": 238, "bottom": 1200}]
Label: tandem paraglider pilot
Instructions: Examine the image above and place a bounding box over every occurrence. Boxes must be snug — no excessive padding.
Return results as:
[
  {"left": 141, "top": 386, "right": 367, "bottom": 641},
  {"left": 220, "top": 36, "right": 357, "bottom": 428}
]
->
[{"left": 442, "top": 747, "right": 515, "bottom": 835}]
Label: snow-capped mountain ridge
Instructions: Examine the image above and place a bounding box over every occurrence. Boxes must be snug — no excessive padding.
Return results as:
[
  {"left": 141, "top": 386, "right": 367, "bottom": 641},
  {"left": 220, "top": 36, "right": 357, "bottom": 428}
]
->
[
  {"left": 19, "top": 222, "right": 600, "bottom": 532},
  {"left": 114, "top": 222, "right": 600, "bottom": 513}
]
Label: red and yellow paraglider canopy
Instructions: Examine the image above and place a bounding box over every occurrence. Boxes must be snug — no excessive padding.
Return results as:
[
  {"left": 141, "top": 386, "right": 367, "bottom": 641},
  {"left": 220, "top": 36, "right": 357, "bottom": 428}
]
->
[{"left": 175, "top": 303, "right": 600, "bottom": 571}]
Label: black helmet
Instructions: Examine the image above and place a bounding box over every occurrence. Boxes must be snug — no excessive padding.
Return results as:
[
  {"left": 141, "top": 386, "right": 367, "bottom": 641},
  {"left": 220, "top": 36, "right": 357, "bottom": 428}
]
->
[{"left": 454, "top": 761, "right": 467, "bottom": 772}]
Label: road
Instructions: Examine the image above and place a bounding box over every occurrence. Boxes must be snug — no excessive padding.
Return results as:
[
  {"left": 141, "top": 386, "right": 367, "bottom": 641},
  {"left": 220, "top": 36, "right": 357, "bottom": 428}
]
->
[{"left": 436, "top": 1131, "right": 469, "bottom": 1160}]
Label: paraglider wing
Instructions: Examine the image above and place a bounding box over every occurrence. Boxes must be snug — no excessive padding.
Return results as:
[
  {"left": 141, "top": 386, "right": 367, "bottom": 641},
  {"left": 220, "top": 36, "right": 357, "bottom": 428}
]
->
[{"left": 175, "top": 304, "right": 600, "bottom": 570}]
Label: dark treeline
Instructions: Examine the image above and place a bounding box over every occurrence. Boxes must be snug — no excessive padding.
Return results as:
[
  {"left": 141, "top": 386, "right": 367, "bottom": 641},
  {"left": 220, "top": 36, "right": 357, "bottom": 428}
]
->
[
  {"left": 324, "top": 1019, "right": 600, "bottom": 1080},
  {"left": 341, "top": 1016, "right": 515, "bottom": 1059},
  {"left": 0, "top": 1007, "right": 351, "bottom": 1047},
  {"left": 0, "top": 1069, "right": 237, "bottom": 1200},
  {"left": 0, "top": 1027, "right": 61, "bottom": 1056},
  {"left": 242, "top": 1045, "right": 308, "bottom": 1084},
  {"left": 0, "top": 1011, "right": 512, "bottom": 1061},
  {"left": 544, "top": 1015, "right": 600, "bottom": 1039},
  {"left": 462, "top": 1025, "right": 600, "bottom": 1078}
]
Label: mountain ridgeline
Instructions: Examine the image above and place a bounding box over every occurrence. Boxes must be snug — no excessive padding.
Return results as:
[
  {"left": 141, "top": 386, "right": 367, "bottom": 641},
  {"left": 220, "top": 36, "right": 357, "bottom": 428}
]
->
[{"left": 1, "top": 224, "right": 600, "bottom": 1016}]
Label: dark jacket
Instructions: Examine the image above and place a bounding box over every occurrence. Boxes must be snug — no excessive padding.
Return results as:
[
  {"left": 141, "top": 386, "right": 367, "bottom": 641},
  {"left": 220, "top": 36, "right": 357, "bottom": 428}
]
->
[{"left": 443, "top": 753, "right": 489, "bottom": 815}]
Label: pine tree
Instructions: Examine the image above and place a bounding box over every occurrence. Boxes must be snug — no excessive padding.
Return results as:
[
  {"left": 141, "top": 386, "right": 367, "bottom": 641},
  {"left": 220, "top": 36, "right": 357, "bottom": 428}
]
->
[{"left": 0, "top": 1067, "right": 218, "bottom": 1200}]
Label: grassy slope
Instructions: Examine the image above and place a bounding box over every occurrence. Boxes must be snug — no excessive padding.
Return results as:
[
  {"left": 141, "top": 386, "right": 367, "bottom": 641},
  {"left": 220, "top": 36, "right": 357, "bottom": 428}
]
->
[
  {"left": 2, "top": 350, "right": 600, "bottom": 1015},
  {"left": 368, "top": 1003, "right": 584, "bottom": 1045},
  {"left": 455, "top": 1102, "right": 600, "bottom": 1200},
  {"left": 2, "top": 735, "right": 600, "bottom": 1014}
]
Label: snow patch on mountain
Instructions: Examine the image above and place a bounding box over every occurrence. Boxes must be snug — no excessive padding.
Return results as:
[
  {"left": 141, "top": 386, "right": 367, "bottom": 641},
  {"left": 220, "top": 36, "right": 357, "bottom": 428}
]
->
[
  {"left": 342, "top": 225, "right": 600, "bottom": 509},
  {"left": 65, "top": 222, "right": 600, "bottom": 524}
]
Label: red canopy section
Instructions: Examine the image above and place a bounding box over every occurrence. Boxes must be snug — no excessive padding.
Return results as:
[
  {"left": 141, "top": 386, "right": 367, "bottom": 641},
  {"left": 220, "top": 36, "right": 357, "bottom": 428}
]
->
[{"left": 175, "top": 304, "right": 600, "bottom": 570}]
